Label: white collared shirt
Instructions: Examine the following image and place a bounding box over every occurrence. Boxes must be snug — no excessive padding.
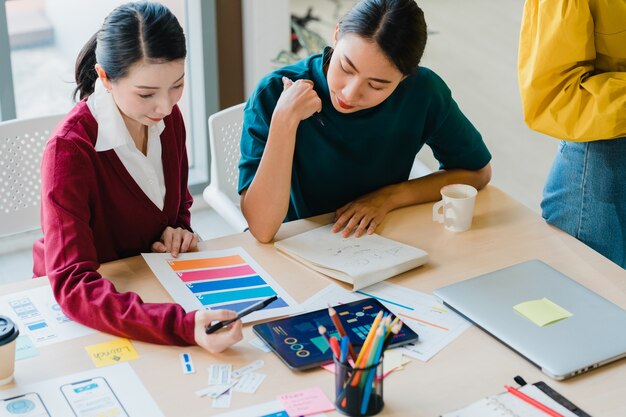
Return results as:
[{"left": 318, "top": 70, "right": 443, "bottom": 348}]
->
[{"left": 87, "top": 79, "right": 166, "bottom": 210}]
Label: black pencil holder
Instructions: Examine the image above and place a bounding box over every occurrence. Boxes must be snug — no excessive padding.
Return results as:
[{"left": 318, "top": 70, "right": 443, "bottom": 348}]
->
[{"left": 334, "top": 356, "right": 384, "bottom": 416}]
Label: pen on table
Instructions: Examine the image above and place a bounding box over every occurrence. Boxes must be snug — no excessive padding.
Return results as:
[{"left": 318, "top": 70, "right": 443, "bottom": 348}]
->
[
  {"left": 328, "top": 305, "right": 357, "bottom": 360},
  {"left": 504, "top": 385, "right": 564, "bottom": 417},
  {"left": 205, "top": 295, "right": 278, "bottom": 334}
]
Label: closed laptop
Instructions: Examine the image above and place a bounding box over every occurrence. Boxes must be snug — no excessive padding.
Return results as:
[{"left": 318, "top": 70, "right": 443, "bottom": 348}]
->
[{"left": 434, "top": 259, "right": 626, "bottom": 380}]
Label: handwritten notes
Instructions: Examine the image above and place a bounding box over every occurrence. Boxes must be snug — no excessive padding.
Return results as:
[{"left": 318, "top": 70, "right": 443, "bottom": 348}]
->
[
  {"left": 514, "top": 298, "right": 572, "bottom": 327},
  {"left": 85, "top": 338, "right": 139, "bottom": 367},
  {"left": 278, "top": 387, "right": 335, "bottom": 417}
]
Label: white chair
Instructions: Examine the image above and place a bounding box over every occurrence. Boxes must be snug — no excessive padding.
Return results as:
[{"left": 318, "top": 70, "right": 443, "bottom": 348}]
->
[
  {"left": 0, "top": 114, "right": 64, "bottom": 236},
  {"left": 202, "top": 103, "right": 248, "bottom": 232}
]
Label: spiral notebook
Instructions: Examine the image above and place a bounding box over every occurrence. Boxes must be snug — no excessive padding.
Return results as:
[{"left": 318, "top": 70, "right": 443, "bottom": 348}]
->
[
  {"left": 441, "top": 381, "right": 591, "bottom": 417},
  {"left": 274, "top": 224, "right": 428, "bottom": 291}
]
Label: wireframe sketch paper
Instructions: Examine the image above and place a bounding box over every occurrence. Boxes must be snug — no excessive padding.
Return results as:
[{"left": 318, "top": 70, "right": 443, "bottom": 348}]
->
[
  {"left": 0, "top": 285, "right": 95, "bottom": 347},
  {"left": 441, "top": 382, "right": 581, "bottom": 417},
  {"left": 142, "top": 247, "right": 301, "bottom": 322},
  {"left": 274, "top": 224, "right": 429, "bottom": 291},
  {"left": 0, "top": 363, "right": 164, "bottom": 417}
]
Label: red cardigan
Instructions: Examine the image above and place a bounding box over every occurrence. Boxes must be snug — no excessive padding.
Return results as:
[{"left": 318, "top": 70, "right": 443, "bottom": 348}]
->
[{"left": 33, "top": 101, "right": 196, "bottom": 345}]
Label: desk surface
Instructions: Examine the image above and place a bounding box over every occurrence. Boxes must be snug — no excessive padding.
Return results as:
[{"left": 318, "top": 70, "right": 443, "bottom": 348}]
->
[{"left": 2, "top": 186, "right": 626, "bottom": 416}]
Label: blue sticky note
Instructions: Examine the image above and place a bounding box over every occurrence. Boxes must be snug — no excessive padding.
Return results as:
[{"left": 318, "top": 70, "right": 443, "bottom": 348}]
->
[{"left": 15, "top": 334, "right": 40, "bottom": 361}]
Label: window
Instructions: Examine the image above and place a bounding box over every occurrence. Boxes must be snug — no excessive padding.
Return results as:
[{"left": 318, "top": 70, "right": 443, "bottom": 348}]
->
[{"left": 0, "top": 0, "right": 218, "bottom": 191}]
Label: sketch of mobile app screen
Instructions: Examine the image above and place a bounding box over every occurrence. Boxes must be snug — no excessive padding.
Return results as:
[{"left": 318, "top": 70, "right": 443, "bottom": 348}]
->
[
  {"left": 48, "top": 302, "right": 71, "bottom": 324},
  {"left": 8, "top": 297, "right": 55, "bottom": 343},
  {"left": 60, "top": 377, "right": 129, "bottom": 417},
  {"left": 0, "top": 392, "right": 51, "bottom": 417}
]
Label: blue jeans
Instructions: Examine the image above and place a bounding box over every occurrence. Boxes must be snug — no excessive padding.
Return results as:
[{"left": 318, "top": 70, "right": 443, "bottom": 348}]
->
[{"left": 541, "top": 138, "right": 626, "bottom": 268}]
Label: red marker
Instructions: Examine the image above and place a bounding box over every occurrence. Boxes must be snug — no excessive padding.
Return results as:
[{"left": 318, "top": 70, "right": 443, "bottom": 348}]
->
[{"left": 504, "top": 385, "right": 564, "bottom": 417}]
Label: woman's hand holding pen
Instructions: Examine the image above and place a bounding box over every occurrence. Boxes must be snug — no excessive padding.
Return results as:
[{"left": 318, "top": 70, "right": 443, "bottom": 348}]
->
[
  {"left": 332, "top": 187, "right": 395, "bottom": 238},
  {"left": 194, "top": 309, "right": 243, "bottom": 354},
  {"left": 151, "top": 226, "right": 199, "bottom": 258},
  {"left": 276, "top": 77, "right": 322, "bottom": 124}
]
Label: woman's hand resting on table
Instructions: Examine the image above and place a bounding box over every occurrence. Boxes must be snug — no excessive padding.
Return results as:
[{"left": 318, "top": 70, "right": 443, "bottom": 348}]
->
[
  {"left": 332, "top": 188, "right": 394, "bottom": 238},
  {"left": 151, "top": 226, "right": 199, "bottom": 258}
]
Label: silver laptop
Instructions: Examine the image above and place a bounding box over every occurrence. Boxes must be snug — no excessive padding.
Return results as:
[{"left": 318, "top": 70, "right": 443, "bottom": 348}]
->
[{"left": 434, "top": 259, "right": 626, "bottom": 380}]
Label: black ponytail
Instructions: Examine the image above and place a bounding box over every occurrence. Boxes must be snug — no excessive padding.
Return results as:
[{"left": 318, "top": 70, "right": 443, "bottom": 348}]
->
[
  {"left": 74, "top": 32, "right": 99, "bottom": 101},
  {"left": 73, "top": 1, "right": 186, "bottom": 101}
]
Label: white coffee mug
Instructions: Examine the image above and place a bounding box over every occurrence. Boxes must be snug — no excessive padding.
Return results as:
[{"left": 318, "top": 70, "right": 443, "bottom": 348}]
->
[{"left": 432, "top": 184, "right": 477, "bottom": 232}]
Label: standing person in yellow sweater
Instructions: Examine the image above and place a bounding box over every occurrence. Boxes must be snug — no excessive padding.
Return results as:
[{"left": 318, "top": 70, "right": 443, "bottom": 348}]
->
[{"left": 518, "top": 0, "right": 626, "bottom": 267}]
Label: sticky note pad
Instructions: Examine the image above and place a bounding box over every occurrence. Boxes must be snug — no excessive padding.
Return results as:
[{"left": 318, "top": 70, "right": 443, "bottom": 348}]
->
[
  {"left": 278, "top": 386, "right": 335, "bottom": 417},
  {"left": 15, "top": 334, "right": 40, "bottom": 361},
  {"left": 85, "top": 337, "right": 139, "bottom": 367},
  {"left": 514, "top": 298, "right": 572, "bottom": 327}
]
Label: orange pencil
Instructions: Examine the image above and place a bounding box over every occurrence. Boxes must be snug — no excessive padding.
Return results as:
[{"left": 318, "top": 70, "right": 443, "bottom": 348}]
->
[
  {"left": 328, "top": 305, "right": 357, "bottom": 360},
  {"left": 350, "top": 311, "right": 384, "bottom": 387},
  {"left": 355, "top": 310, "right": 383, "bottom": 367}
]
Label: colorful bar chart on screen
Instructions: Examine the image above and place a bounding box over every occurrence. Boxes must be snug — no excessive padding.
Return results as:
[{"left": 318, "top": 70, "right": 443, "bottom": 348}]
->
[{"left": 142, "top": 248, "right": 301, "bottom": 322}]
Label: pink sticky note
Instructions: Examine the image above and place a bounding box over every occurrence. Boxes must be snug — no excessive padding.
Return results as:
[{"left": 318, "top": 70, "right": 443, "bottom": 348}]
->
[
  {"left": 321, "top": 359, "right": 355, "bottom": 374},
  {"left": 278, "top": 386, "right": 336, "bottom": 417}
]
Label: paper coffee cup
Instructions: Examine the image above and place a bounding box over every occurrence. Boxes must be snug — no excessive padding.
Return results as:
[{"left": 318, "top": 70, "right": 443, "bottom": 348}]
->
[{"left": 0, "top": 315, "right": 19, "bottom": 385}]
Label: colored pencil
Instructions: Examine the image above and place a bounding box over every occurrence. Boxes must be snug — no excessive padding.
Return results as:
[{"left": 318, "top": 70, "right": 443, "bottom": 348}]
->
[
  {"left": 360, "top": 327, "right": 385, "bottom": 414},
  {"left": 328, "top": 305, "right": 357, "bottom": 360},
  {"left": 354, "top": 310, "right": 384, "bottom": 368},
  {"left": 329, "top": 336, "right": 341, "bottom": 359}
]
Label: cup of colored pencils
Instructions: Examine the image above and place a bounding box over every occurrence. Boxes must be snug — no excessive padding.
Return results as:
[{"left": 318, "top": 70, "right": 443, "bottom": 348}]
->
[{"left": 324, "top": 309, "right": 402, "bottom": 416}]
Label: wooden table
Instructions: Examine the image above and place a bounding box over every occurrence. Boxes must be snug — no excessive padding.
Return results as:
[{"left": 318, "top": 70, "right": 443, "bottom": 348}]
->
[{"left": 2, "top": 185, "right": 625, "bottom": 416}]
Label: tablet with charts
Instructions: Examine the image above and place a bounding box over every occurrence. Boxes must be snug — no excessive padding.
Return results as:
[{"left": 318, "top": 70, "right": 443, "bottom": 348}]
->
[{"left": 252, "top": 298, "right": 419, "bottom": 371}]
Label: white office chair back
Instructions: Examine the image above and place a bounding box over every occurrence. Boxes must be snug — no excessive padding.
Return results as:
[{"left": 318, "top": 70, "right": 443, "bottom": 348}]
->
[
  {"left": 0, "top": 114, "right": 63, "bottom": 236},
  {"left": 203, "top": 103, "right": 248, "bottom": 232}
]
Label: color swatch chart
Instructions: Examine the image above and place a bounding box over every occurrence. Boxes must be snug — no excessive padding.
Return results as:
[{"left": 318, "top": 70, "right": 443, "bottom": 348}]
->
[
  {"left": 167, "top": 254, "right": 288, "bottom": 311},
  {"left": 143, "top": 247, "right": 301, "bottom": 322}
]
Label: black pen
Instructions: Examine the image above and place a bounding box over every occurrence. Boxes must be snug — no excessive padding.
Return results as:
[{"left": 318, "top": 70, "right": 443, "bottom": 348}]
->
[{"left": 205, "top": 295, "right": 278, "bottom": 334}]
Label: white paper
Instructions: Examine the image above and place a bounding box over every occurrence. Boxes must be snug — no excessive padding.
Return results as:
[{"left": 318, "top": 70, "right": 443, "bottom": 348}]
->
[
  {"left": 213, "top": 400, "right": 328, "bottom": 417},
  {"left": 212, "top": 388, "right": 233, "bottom": 409},
  {"left": 208, "top": 364, "right": 232, "bottom": 386},
  {"left": 196, "top": 382, "right": 237, "bottom": 399},
  {"left": 357, "top": 282, "right": 471, "bottom": 361},
  {"left": 179, "top": 352, "right": 195, "bottom": 374},
  {"left": 232, "top": 359, "right": 264, "bottom": 379},
  {"left": 0, "top": 363, "right": 164, "bottom": 416},
  {"left": 233, "top": 372, "right": 266, "bottom": 394},
  {"left": 302, "top": 283, "right": 471, "bottom": 361},
  {"left": 441, "top": 384, "right": 578, "bottom": 417},
  {"left": 0, "top": 285, "right": 96, "bottom": 347},
  {"left": 248, "top": 337, "right": 271, "bottom": 353},
  {"left": 275, "top": 224, "right": 428, "bottom": 279},
  {"left": 142, "top": 247, "right": 301, "bottom": 322},
  {"left": 301, "top": 284, "right": 363, "bottom": 312}
]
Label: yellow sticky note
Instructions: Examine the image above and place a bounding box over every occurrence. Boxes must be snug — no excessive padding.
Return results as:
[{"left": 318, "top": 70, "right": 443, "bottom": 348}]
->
[
  {"left": 513, "top": 298, "right": 572, "bottom": 327},
  {"left": 85, "top": 338, "right": 139, "bottom": 367}
]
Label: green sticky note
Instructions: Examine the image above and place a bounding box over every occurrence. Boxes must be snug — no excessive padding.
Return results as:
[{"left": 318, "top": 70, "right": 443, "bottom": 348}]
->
[{"left": 513, "top": 298, "right": 572, "bottom": 327}]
